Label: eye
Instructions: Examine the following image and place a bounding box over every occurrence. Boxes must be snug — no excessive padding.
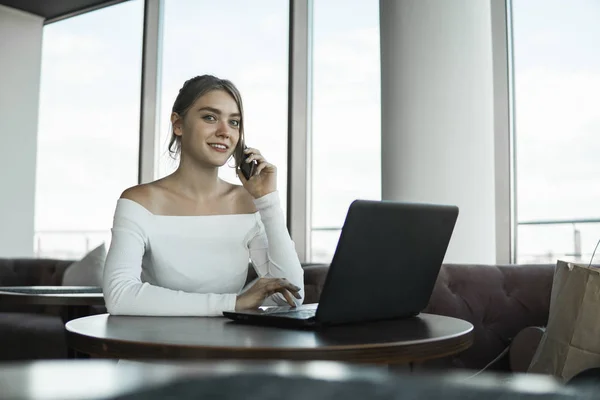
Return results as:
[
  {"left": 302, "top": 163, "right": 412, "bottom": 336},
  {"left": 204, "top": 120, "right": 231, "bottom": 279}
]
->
[
  {"left": 230, "top": 119, "right": 240, "bottom": 128},
  {"left": 202, "top": 115, "right": 216, "bottom": 122}
]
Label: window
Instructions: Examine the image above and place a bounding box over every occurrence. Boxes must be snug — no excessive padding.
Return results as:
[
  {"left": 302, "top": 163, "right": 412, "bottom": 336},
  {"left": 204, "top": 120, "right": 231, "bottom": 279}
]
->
[
  {"left": 512, "top": 0, "right": 600, "bottom": 263},
  {"left": 310, "top": 0, "right": 381, "bottom": 263},
  {"left": 156, "top": 0, "right": 289, "bottom": 214},
  {"left": 35, "top": 1, "right": 144, "bottom": 259}
]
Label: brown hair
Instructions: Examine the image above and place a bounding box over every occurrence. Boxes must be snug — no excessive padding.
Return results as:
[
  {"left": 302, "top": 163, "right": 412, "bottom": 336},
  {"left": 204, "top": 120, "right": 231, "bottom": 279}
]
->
[{"left": 168, "top": 75, "right": 245, "bottom": 168}]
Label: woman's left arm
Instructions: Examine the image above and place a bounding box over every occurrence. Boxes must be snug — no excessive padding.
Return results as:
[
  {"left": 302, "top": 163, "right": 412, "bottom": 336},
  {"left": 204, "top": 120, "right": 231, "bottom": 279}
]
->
[
  {"left": 247, "top": 191, "right": 304, "bottom": 306},
  {"left": 239, "top": 147, "right": 304, "bottom": 306}
]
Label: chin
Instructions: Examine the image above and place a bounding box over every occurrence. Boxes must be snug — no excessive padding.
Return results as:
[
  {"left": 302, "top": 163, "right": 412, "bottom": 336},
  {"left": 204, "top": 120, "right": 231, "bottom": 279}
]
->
[
  {"left": 189, "top": 153, "right": 230, "bottom": 169},
  {"left": 203, "top": 151, "right": 232, "bottom": 166},
  {"left": 211, "top": 156, "right": 232, "bottom": 168}
]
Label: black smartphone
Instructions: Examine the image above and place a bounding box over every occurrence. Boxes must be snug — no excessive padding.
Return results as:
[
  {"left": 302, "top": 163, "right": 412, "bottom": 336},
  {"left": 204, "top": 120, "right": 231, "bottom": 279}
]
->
[{"left": 239, "top": 147, "right": 257, "bottom": 180}]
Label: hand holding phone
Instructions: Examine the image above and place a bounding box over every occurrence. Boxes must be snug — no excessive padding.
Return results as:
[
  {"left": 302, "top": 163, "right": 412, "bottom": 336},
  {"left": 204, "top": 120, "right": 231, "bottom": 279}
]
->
[
  {"left": 239, "top": 146, "right": 258, "bottom": 180},
  {"left": 237, "top": 146, "right": 277, "bottom": 198}
]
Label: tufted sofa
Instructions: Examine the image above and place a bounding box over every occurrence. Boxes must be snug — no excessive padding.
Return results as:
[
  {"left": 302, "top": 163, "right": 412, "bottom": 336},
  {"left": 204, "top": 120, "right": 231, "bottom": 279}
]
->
[
  {"left": 424, "top": 263, "right": 553, "bottom": 371},
  {"left": 0, "top": 258, "right": 554, "bottom": 370}
]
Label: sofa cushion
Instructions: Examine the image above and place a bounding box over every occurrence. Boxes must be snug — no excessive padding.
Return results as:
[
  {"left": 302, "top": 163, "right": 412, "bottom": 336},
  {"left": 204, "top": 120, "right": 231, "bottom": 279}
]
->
[
  {"left": 62, "top": 243, "right": 107, "bottom": 286},
  {"left": 424, "top": 263, "right": 554, "bottom": 370},
  {"left": 510, "top": 326, "right": 545, "bottom": 372},
  {"left": 0, "top": 312, "right": 67, "bottom": 360}
]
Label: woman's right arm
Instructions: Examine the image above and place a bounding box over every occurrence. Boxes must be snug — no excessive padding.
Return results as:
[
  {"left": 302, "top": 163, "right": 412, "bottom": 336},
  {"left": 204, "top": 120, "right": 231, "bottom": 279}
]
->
[{"left": 102, "top": 200, "right": 237, "bottom": 316}]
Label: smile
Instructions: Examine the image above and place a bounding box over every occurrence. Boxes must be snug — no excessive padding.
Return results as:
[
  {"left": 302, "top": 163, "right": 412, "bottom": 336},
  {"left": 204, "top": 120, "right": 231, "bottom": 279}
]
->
[{"left": 208, "top": 143, "right": 228, "bottom": 152}]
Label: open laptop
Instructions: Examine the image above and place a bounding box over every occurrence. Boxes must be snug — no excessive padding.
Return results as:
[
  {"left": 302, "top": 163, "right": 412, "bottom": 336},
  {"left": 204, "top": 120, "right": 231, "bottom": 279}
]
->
[{"left": 223, "top": 199, "right": 459, "bottom": 328}]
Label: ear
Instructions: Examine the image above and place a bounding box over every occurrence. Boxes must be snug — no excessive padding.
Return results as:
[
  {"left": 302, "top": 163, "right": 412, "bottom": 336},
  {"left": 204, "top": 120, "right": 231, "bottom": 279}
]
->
[{"left": 171, "top": 112, "right": 183, "bottom": 136}]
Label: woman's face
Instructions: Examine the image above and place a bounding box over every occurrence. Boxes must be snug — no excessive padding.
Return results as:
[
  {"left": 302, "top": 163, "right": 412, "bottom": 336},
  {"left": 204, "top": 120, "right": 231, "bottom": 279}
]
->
[{"left": 172, "top": 89, "right": 241, "bottom": 167}]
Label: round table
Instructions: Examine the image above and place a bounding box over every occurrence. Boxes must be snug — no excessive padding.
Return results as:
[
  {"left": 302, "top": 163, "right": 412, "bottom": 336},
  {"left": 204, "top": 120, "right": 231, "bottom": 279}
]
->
[
  {"left": 0, "top": 286, "right": 103, "bottom": 303},
  {"left": 0, "top": 286, "right": 104, "bottom": 319},
  {"left": 65, "top": 313, "right": 474, "bottom": 365},
  {"left": 0, "top": 286, "right": 105, "bottom": 359}
]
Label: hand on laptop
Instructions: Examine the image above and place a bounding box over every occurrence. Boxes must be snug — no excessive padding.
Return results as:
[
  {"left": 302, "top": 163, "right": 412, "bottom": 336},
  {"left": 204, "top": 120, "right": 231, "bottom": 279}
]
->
[{"left": 236, "top": 278, "right": 301, "bottom": 310}]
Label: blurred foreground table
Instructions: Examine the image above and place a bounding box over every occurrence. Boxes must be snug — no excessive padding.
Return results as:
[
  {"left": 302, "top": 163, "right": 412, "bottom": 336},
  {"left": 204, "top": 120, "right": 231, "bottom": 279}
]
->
[{"left": 0, "top": 360, "right": 583, "bottom": 400}]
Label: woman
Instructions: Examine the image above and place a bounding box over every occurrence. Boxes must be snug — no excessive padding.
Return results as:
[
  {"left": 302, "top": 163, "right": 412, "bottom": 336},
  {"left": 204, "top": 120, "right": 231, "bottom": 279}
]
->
[{"left": 102, "top": 75, "right": 304, "bottom": 316}]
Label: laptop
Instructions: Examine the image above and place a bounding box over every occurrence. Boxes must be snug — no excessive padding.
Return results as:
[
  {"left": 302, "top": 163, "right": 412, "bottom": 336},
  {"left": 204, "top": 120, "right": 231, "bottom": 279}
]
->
[{"left": 223, "top": 199, "right": 459, "bottom": 328}]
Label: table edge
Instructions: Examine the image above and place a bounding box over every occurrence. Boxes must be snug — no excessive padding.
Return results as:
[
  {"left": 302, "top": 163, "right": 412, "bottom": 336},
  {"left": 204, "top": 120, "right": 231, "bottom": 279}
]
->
[{"left": 65, "top": 313, "right": 474, "bottom": 353}]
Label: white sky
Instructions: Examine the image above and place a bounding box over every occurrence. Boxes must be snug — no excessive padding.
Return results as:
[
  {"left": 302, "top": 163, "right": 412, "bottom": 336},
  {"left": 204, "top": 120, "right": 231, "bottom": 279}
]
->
[
  {"left": 512, "top": 0, "right": 600, "bottom": 261},
  {"left": 34, "top": 0, "right": 600, "bottom": 263}
]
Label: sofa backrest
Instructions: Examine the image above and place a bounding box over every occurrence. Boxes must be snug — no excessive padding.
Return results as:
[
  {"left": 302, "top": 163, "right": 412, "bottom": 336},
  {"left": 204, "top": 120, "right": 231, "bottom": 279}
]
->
[
  {"left": 424, "top": 263, "right": 554, "bottom": 370},
  {"left": 0, "top": 258, "right": 75, "bottom": 314},
  {"left": 0, "top": 258, "right": 74, "bottom": 287}
]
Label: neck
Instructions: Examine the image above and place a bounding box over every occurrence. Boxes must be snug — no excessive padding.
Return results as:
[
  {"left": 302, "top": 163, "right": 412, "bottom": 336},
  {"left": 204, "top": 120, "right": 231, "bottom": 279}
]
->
[{"left": 169, "top": 155, "right": 223, "bottom": 200}]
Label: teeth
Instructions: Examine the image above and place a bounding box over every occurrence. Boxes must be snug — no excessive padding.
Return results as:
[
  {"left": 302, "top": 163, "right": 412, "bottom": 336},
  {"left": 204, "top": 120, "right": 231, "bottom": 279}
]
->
[{"left": 210, "top": 144, "right": 226, "bottom": 149}]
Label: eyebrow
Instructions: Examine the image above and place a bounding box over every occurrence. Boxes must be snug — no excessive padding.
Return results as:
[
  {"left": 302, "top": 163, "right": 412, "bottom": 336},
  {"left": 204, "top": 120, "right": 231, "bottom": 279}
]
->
[{"left": 197, "top": 106, "right": 241, "bottom": 118}]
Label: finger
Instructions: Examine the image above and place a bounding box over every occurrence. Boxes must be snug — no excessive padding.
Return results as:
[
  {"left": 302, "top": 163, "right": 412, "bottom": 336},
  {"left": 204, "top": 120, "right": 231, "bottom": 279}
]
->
[
  {"left": 244, "top": 147, "right": 261, "bottom": 156},
  {"left": 245, "top": 153, "right": 265, "bottom": 163},
  {"left": 281, "top": 279, "right": 301, "bottom": 293},
  {"left": 264, "top": 278, "right": 297, "bottom": 291},
  {"left": 275, "top": 280, "right": 302, "bottom": 300},
  {"left": 255, "top": 162, "right": 275, "bottom": 176},
  {"left": 280, "top": 289, "right": 296, "bottom": 307},
  {"left": 286, "top": 283, "right": 302, "bottom": 299},
  {"left": 265, "top": 279, "right": 287, "bottom": 293}
]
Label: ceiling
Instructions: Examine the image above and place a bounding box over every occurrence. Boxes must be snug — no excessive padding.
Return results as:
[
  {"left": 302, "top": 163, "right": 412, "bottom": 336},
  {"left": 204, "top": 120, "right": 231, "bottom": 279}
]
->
[{"left": 0, "top": 0, "right": 128, "bottom": 22}]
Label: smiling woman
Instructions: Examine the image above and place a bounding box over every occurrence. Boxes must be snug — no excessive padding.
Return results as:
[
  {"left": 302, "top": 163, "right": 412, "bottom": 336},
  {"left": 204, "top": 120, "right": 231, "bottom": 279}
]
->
[
  {"left": 155, "top": 0, "right": 290, "bottom": 216},
  {"left": 101, "top": 75, "right": 305, "bottom": 317}
]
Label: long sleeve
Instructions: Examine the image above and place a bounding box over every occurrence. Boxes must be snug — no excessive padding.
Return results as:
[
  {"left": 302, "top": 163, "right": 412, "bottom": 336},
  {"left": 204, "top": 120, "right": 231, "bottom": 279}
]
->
[
  {"left": 248, "top": 191, "right": 305, "bottom": 306},
  {"left": 102, "top": 200, "right": 237, "bottom": 317}
]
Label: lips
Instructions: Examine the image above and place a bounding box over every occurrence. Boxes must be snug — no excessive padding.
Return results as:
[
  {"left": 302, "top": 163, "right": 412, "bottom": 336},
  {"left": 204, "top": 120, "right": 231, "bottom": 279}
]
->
[{"left": 208, "top": 143, "right": 229, "bottom": 152}]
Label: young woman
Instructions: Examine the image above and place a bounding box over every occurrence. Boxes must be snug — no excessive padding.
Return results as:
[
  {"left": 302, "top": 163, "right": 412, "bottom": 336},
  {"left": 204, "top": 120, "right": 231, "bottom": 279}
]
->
[{"left": 102, "top": 75, "right": 304, "bottom": 316}]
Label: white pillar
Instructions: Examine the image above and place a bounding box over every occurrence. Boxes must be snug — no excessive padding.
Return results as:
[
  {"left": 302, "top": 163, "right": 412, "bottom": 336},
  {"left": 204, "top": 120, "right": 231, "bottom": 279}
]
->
[
  {"left": 380, "top": 0, "right": 504, "bottom": 264},
  {"left": 0, "top": 5, "right": 44, "bottom": 257}
]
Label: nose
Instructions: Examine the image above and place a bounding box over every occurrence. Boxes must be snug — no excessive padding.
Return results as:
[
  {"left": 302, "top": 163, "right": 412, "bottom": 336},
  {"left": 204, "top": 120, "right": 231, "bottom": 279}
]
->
[{"left": 216, "top": 120, "right": 231, "bottom": 138}]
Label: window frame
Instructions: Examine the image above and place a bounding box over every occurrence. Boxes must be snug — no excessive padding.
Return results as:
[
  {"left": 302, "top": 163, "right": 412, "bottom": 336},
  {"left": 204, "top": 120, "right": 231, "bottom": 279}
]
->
[{"left": 41, "top": 0, "right": 515, "bottom": 264}]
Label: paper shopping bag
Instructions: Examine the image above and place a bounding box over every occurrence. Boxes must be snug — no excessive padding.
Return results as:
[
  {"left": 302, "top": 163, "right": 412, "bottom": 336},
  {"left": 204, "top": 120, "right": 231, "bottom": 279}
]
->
[{"left": 528, "top": 260, "right": 600, "bottom": 381}]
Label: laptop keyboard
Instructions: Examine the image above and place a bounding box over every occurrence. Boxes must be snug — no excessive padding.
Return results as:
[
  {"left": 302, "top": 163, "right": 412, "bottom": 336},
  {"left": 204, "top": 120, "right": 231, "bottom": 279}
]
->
[
  {"left": 259, "top": 305, "right": 317, "bottom": 320},
  {"left": 267, "top": 309, "right": 317, "bottom": 320}
]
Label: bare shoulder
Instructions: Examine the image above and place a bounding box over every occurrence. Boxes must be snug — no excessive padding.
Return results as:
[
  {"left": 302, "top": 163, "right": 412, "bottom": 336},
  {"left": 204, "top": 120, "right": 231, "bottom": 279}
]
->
[
  {"left": 229, "top": 184, "right": 257, "bottom": 214},
  {"left": 119, "top": 183, "right": 158, "bottom": 212}
]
